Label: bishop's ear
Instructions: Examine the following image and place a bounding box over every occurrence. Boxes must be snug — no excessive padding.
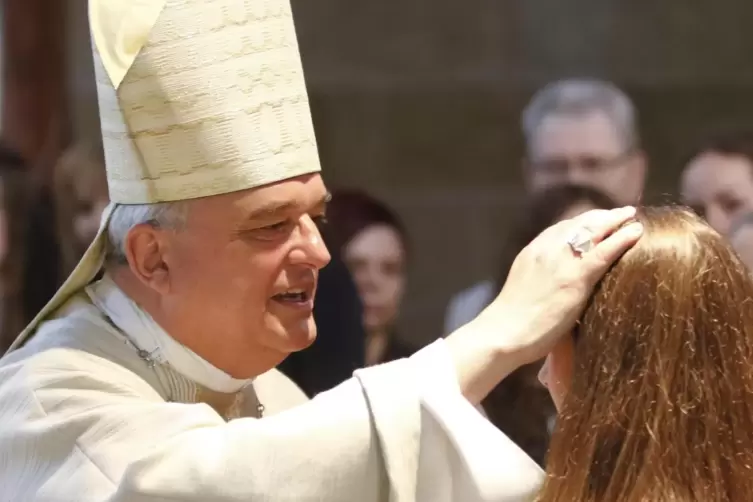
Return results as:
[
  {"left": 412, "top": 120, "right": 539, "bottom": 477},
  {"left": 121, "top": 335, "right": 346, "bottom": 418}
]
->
[{"left": 123, "top": 224, "right": 172, "bottom": 295}]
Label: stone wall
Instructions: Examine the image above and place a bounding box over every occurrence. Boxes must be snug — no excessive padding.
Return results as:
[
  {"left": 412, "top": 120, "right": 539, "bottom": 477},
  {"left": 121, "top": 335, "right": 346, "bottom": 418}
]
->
[{"left": 65, "top": 0, "right": 753, "bottom": 345}]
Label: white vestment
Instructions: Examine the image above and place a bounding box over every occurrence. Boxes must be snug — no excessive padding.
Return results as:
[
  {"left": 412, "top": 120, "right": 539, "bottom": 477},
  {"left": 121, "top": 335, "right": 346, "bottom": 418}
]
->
[{"left": 0, "top": 280, "right": 543, "bottom": 501}]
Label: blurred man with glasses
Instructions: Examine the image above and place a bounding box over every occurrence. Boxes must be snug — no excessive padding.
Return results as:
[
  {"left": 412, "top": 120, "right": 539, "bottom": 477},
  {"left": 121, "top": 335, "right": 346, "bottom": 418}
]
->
[
  {"left": 445, "top": 79, "right": 647, "bottom": 334},
  {"left": 522, "top": 79, "right": 647, "bottom": 206}
]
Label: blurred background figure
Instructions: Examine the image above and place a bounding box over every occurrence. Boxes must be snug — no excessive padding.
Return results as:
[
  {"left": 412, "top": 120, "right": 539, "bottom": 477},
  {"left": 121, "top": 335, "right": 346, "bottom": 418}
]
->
[
  {"left": 0, "top": 145, "right": 32, "bottom": 350},
  {"left": 480, "top": 184, "right": 618, "bottom": 466},
  {"left": 0, "top": 144, "right": 60, "bottom": 351},
  {"left": 327, "top": 189, "right": 414, "bottom": 366},
  {"left": 52, "top": 141, "right": 109, "bottom": 275},
  {"left": 729, "top": 212, "right": 753, "bottom": 271},
  {"left": 521, "top": 79, "right": 647, "bottom": 206},
  {"left": 445, "top": 78, "right": 647, "bottom": 335},
  {"left": 681, "top": 131, "right": 753, "bottom": 235}
]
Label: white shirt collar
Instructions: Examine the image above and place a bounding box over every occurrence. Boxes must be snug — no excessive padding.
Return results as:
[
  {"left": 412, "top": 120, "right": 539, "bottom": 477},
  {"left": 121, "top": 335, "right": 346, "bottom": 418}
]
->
[{"left": 86, "top": 274, "right": 252, "bottom": 393}]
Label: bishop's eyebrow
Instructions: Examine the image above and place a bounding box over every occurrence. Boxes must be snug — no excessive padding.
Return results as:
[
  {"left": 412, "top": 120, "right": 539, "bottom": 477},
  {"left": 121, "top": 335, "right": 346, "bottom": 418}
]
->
[
  {"left": 244, "top": 201, "right": 297, "bottom": 222},
  {"left": 243, "top": 192, "right": 332, "bottom": 223}
]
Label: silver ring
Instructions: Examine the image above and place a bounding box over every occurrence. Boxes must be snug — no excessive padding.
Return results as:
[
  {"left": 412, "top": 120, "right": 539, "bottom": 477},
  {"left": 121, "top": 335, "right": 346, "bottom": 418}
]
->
[{"left": 567, "top": 228, "right": 595, "bottom": 255}]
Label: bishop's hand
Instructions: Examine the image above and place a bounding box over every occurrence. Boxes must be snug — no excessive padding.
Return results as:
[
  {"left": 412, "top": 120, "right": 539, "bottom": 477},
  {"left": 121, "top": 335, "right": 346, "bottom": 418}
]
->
[{"left": 446, "top": 206, "right": 643, "bottom": 404}]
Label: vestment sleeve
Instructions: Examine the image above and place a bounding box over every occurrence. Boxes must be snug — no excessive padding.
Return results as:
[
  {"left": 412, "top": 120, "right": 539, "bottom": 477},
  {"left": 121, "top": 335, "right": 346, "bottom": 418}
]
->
[{"left": 3, "top": 341, "right": 543, "bottom": 501}]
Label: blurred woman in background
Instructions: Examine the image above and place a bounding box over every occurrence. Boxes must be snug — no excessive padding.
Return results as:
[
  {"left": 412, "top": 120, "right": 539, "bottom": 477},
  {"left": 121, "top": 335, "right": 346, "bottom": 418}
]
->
[
  {"left": 539, "top": 206, "right": 753, "bottom": 501},
  {"left": 483, "top": 184, "right": 617, "bottom": 466},
  {"left": 327, "top": 189, "right": 413, "bottom": 366},
  {"left": 52, "top": 141, "right": 109, "bottom": 275}
]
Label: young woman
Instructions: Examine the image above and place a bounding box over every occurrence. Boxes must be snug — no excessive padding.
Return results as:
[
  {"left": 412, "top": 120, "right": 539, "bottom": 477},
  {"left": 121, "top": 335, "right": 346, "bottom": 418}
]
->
[{"left": 539, "top": 206, "right": 753, "bottom": 501}]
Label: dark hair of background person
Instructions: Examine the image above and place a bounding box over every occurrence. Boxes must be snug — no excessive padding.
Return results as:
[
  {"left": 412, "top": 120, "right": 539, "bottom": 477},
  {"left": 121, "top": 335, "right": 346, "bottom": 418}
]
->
[
  {"left": 22, "top": 184, "right": 62, "bottom": 322},
  {"left": 325, "top": 189, "right": 410, "bottom": 260},
  {"left": 483, "top": 184, "right": 617, "bottom": 467},
  {"left": 326, "top": 189, "right": 415, "bottom": 363},
  {"left": 0, "top": 144, "right": 61, "bottom": 352},
  {"left": 682, "top": 130, "right": 753, "bottom": 215},
  {"left": 540, "top": 207, "right": 753, "bottom": 501},
  {"left": 683, "top": 129, "right": 753, "bottom": 168},
  {"left": 277, "top": 224, "right": 366, "bottom": 397},
  {"left": 494, "top": 184, "right": 618, "bottom": 291},
  {"left": 0, "top": 145, "right": 31, "bottom": 350}
]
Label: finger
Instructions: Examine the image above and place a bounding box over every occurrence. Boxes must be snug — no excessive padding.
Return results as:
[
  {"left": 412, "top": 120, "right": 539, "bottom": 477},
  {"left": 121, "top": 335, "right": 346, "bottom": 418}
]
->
[
  {"left": 570, "top": 206, "right": 637, "bottom": 244},
  {"left": 583, "top": 221, "right": 643, "bottom": 277}
]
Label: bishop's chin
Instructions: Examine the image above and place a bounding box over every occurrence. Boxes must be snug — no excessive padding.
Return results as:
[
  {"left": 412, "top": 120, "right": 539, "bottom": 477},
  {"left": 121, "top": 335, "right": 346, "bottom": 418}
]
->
[{"left": 281, "top": 316, "right": 318, "bottom": 353}]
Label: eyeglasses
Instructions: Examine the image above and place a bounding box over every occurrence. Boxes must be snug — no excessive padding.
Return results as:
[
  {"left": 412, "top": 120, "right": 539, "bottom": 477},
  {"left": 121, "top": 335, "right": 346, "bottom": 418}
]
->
[{"left": 527, "top": 150, "right": 635, "bottom": 176}]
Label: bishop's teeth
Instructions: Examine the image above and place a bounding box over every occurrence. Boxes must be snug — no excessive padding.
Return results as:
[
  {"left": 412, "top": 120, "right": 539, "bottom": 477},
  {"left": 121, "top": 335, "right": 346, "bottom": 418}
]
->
[{"left": 276, "top": 292, "right": 307, "bottom": 301}]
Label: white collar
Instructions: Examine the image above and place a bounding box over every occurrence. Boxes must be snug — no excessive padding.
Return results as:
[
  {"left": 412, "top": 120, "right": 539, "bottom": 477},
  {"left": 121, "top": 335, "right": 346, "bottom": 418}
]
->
[{"left": 86, "top": 274, "right": 252, "bottom": 393}]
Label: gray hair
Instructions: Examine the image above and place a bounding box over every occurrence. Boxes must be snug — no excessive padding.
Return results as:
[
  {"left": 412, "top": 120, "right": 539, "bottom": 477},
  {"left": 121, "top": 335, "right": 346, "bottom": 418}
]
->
[
  {"left": 106, "top": 201, "right": 188, "bottom": 265},
  {"left": 522, "top": 78, "right": 639, "bottom": 153}
]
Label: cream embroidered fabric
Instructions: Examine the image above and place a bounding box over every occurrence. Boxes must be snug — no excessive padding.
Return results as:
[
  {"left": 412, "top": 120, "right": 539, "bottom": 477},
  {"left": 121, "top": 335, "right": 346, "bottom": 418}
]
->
[
  {"left": 6, "top": 0, "right": 321, "bottom": 352},
  {"left": 92, "top": 0, "right": 321, "bottom": 203}
]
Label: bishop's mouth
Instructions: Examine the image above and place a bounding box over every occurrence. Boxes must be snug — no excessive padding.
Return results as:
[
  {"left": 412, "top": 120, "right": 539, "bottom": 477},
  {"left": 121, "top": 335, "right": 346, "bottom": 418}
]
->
[
  {"left": 272, "top": 291, "right": 310, "bottom": 302},
  {"left": 271, "top": 289, "right": 315, "bottom": 311}
]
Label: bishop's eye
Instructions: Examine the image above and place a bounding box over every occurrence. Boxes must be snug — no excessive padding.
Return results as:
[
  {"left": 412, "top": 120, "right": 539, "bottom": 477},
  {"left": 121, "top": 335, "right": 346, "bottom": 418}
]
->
[
  {"left": 262, "top": 221, "right": 289, "bottom": 232},
  {"left": 248, "top": 220, "right": 294, "bottom": 241}
]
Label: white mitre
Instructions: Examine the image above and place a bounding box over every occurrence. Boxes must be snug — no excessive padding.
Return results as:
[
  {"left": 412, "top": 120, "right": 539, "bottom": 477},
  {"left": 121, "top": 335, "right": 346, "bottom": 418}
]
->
[{"left": 8, "top": 0, "right": 320, "bottom": 352}]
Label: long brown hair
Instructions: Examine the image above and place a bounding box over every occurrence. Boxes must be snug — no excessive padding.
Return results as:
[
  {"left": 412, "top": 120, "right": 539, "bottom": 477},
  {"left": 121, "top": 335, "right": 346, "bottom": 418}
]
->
[
  {"left": 325, "top": 189, "right": 409, "bottom": 257},
  {"left": 540, "top": 206, "right": 753, "bottom": 501}
]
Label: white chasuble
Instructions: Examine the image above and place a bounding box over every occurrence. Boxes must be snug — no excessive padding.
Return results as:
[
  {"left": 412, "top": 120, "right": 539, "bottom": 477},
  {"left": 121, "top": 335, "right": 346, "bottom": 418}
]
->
[{"left": 0, "top": 293, "right": 543, "bottom": 501}]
